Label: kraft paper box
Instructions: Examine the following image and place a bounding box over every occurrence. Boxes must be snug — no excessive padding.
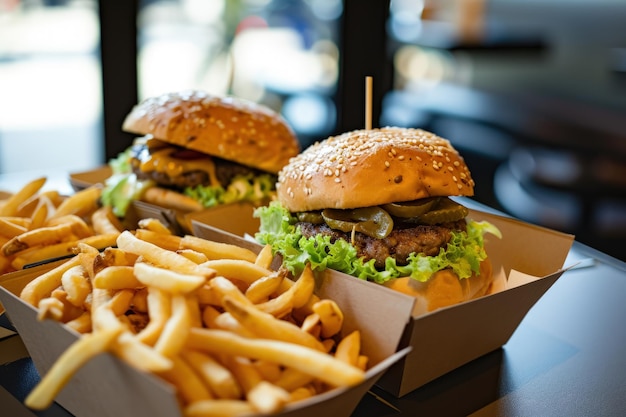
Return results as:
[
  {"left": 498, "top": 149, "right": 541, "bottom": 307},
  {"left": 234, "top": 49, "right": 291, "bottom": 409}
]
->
[
  {"left": 69, "top": 166, "right": 260, "bottom": 237},
  {"left": 0, "top": 259, "right": 412, "bottom": 417},
  {"left": 192, "top": 200, "right": 575, "bottom": 398}
]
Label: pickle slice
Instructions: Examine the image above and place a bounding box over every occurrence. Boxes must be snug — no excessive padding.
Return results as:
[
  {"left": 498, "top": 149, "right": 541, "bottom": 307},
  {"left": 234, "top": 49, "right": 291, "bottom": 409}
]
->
[
  {"left": 416, "top": 198, "right": 469, "bottom": 225},
  {"left": 296, "top": 211, "right": 324, "bottom": 224},
  {"left": 382, "top": 197, "right": 439, "bottom": 218},
  {"left": 322, "top": 207, "right": 394, "bottom": 239}
]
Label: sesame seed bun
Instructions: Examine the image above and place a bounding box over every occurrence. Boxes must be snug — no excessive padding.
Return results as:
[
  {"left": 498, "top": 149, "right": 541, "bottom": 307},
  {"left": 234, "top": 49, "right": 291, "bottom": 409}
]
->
[
  {"left": 122, "top": 90, "right": 300, "bottom": 174},
  {"left": 277, "top": 127, "right": 475, "bottom": 212}
]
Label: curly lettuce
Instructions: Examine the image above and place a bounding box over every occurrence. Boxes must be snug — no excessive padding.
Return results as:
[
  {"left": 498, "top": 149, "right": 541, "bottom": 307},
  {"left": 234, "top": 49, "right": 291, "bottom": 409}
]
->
[{"left": 254, "top": 201, "right": 502, "bottom": 284}]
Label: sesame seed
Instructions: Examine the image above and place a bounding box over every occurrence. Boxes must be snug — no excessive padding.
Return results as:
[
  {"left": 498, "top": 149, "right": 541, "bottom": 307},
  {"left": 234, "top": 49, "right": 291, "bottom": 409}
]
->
[
  {"left": 384, "top": 161, "right": 390, "bottom": 168},
  {"left": 335, "top": 178, "right": 341, "bottom": 183}
]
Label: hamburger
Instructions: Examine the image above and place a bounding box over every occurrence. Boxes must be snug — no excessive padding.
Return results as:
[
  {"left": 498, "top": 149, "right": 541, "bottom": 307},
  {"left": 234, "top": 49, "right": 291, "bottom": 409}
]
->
[
  {"left": 102, "top": 90, "right": 300, "bottom": 217},
  {"left": 255, "top": 127, "right": 501, "bottom": 315}
]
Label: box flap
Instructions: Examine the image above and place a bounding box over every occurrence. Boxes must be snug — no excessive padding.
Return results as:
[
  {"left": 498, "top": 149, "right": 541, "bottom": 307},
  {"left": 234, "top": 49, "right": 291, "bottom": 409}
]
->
[
  {"left": 377, "top": 267, "right": 566, "bottom": 396},
  {"left": 69, "top": 166, "right": 111, "bottom": 191},
  {"left": 0, "top": 249, "right": 412, "bottom": 417},
  {"left": 468, "top": 208, "right": 574, "bottom": 277},
  {"left": 184, "top": 202, "right": 260, "bottom": 238}
]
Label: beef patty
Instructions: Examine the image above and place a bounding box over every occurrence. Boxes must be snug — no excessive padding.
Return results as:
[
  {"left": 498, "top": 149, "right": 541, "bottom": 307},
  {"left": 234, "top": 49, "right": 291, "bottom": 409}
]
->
[
  {"left": 297, "top": 219, "right": 467, "bottom": 269},
  {"left": 130, "top": 142, "right": 266, "bottom": 189}
]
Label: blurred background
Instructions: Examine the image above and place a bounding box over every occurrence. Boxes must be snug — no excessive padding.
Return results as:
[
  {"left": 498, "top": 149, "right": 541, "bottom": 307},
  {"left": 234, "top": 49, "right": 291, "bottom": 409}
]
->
[{"left": 0, "top": 0, "right": 624, "bottom": 260}]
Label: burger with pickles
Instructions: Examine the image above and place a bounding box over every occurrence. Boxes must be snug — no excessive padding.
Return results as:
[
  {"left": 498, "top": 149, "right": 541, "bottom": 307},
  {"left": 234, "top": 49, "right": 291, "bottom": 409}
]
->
[
  {"left": 102, "top": 90, "right": 300, "bottom": 217},
  {"left": 255, "top": 127, "right": 501, "bottom": 314}
]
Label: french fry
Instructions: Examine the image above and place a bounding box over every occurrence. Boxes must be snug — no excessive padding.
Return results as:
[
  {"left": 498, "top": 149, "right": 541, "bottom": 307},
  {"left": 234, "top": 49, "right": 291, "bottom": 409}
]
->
[
  {"left": 153, "top": 294, "right": 191, "bottom": 357},
  {"left": 48, "top": 185, "right": 101, "bottom": 220},
  {"left": 312, "top": 299, "right": 344, "bottom": 338},
  {"left": 45, "top": 214, "right": 93, "bottom": 238},
  {"left": 0, "top": 217, "right": 28, "bottom": 238},
  {"left": 201, "top": 259, "right": 272, "bottom": 286},
  {"left": 255, "top": 265, "right": 315, "bottom": 318},
  {"left": 24, "top": 325, "right": 123, "bottom": 410},
  {"left": 91, "top": 206, "right": 123, "bottom": 235},
  {"left": 206, "top": 276, "right": 253, "bottom": 308},
  {"left": 187, "top": 328, "right": 366, "bottom": 387},
  {"left": 108, "top": 289, "right": 135, "bottom": 316},
  {"left": 20, "top": 256, "right": 82, "bottom": 307},
  {"left": 134, "top": 228, "right": 181, "bottom": 251},
  {"left": 176, "top": 249, "right": 209, "bottom": 264},
  {"left": 61, "top": 265, "right": 91, "bottom": 307},
  {"left": 334, "top": 330, "right": 361, "bottom": 367},
  {"left": 134, "top": 262, "right": 207, "bottom": 294},
  {"left": 181, "top": 349, "right": 242, "bottom": 400},
  {"left": 131, "top": 287, "right": 149, "bottom": 313},
  {"left": 254, "top": 244, "right": 274, "bottom": 269},
  {"left": 156, "top": 355, "right": 212, "bottom": 403},
  {"left": 137, "top": 217, "right": 172, "bottom": 234},
  {"left": 273, "top": 367, "right": 315, "bottom": 392},
  {"left": 92, "top": 265, "right": 142, "bottom": 290},
  {"left": 2, "top": 222, "right": 78, "bottom": 256},
  {"left": 37, "top": 296, "right": 65, "bottom": 321},
  {"left": 29, "top": 198, "right": 50, "bottom": 230},
  {"left": 247, "top": 380, "right": 291, "bottom": 414},
  {"left": 135, "top": 286, "right": 170, "bottom": 346},
  {"left": 180, "top": 235, "right": 257, "bottom": 263},
  {"left": 221, "top": 356, "right": 263, "bottom": 394},
  {"left": 223, "top": 296, "right": 325, "bottom": 351},
  {"left": 65, "top": 311, "right": 92, "bottom": 334},
  {"left": 245, "top": 268, "right": 286, "bottom": 303},
  {"left": 0, "top": 177, "right": 46, "bottom": 217},
  {"left": 212, "top": 312, "right": 256, "bottom": 337},
  {"left": 184, "top": 399, "right": 255, "bottom": 417},
  {"left": 116, "top": 231, "right": 214, "bottom": 277},
  {"left": 11, "top": 233, "right": 119, "bottom": 270},
  {"left": 112, "top": 331, "right": 172, "bottom": 372}
]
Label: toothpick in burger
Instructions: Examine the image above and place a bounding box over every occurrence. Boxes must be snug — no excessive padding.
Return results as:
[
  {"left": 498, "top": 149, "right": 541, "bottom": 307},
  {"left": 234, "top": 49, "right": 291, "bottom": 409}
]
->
[
  {"left": 102, "top": 90, "right": 300, "bottom": 217},
  {"left": 255, "top": 127, "right": 501, "bottom": 315}
]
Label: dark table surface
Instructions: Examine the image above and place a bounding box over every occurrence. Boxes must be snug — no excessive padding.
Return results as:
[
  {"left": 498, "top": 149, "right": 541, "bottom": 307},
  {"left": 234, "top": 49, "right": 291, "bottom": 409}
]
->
[{"left": 1, "top": 175, "right": 625, "bottom": 417}]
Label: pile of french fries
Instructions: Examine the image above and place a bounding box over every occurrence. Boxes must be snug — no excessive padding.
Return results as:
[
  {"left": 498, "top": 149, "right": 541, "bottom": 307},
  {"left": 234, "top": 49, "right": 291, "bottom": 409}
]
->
[
  {"left": 18, "top": 222, "right": 368, "bottom": 416},
  {"left": 0, "top": 177, "right": 123, "bottom": 274}
]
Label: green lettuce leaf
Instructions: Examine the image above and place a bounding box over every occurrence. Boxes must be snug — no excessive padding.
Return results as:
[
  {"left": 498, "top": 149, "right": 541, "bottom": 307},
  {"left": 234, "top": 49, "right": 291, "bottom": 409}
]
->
[
  {"left": 101, "top": 145, "right": 277, "bottom": 217},
  {"left": 101, "top": 173, "right": 154, "bottom": 217},
  {"left": 183, "top": 174, "right": 276, "bottom": 207},
  {"left": 254, "top": 201, "right": 502, "bottom": 284}
]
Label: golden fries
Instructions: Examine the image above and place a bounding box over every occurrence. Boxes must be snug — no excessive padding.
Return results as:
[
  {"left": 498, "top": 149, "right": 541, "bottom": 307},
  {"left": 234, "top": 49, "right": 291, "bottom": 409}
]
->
[
  {"left": 0, "top": 178, "right": 120, "bottom": 274},
  {"left": 20, "top": 228, "right": 369, "bottom": 416}
]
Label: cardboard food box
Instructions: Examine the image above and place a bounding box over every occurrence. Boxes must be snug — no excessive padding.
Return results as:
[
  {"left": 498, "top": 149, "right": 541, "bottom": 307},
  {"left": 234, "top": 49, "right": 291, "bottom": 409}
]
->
[
  {"left": 69, "top": 166, "right": 261, "bottom": 237},
  {"left": 192, "top": 202, "right": 575, "bottom": 397},
  {"left": 0, "top": 257, "right": 412, "bottom": 417}
]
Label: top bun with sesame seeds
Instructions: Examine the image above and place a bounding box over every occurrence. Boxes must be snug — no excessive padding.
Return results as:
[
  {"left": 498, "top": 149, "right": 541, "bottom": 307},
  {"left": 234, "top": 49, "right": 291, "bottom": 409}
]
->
[
  {"left": 276, "top": 127, "right": 474, "bottom": 212},
  {"left": 100, "top": 91, "right": 300, "bottom": 218},
  {"left": 255, "top": 127, "right": 501, "bottom": 315},
  {"left": 122, "top": 90, "right": 300, "bottom": 174}
]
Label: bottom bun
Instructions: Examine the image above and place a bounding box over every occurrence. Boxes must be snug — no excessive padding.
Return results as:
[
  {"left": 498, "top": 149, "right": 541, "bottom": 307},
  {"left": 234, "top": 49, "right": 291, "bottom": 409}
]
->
[
  {"left": 382, "top": 258, "right": 493, "bottom": 317},
  {"left": 141, "top": 187, "right": 204, "bottom": 212}
]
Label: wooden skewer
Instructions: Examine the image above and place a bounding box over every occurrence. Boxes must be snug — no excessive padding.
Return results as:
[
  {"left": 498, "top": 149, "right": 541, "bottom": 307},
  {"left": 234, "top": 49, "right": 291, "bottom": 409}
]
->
[{"left": 365, "top": 76, "right": 373, "bottom": 130}]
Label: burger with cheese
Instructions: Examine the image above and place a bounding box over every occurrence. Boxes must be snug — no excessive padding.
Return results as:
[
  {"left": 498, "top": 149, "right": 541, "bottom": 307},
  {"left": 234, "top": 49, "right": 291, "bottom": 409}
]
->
[
  {"left": 102, "top": 90, "right": 300, "bottom": 217},
  {"left": 255, "top": 127, "right": 501, "bottom": 314}
]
